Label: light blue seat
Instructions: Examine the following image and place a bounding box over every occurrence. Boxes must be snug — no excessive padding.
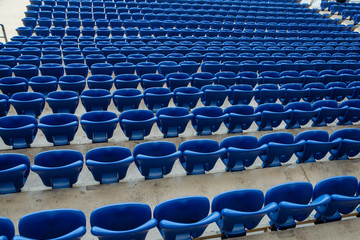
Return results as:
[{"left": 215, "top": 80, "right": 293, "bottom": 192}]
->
[
  {"left": 113, "top": 88, "right": 143, "bottom": 112},
  {"left": 86, "top": 146, "right": 134, "bottom": 184},
  {"left": 191, "top": 106, "right": 228, "bottom": 135},
  {"left": 9, "top": 92, "right": 45, "bottom": 118},
  {"left": 284, "top": 102, "right": 318, "bottom": 129},
  {"left": 338, "top": 99, "right": 360, "bottom": 125},
  {"left": 329, "top": 128, "right": 360, "bottom": 160},
  {"left": 224, "top": 105, "right": 260, "bottom": 133},
  {"left": 91, "top": 203, "right": 157, "bottom": 240},
  {"left": 173, "top": 87, "right": 203, "bottom": 110},
  {"left": 32, "top": 150, "right": 83, "bottom": 189},
  {"left": 80, "top": 89, "right": 112, "bottom": 112},
  {"left": 14, "top": 209, "right": 86, "bottom": 240},
  {"left": 119, "top": 109, "right": 157, "bottom": 140},
  {"left": 154, "top": 196, "right": 220, "bottom": 240},
  {"left": 0, "top": 217, "right": 14, "bottom": 240},
  {"left": 156, "top": 107, "right": 193, "bottom": 138},
  {"left": 133, "top": 141, "right": 181, "bottom": 179},
  {"left": 0, "top": 153, "right": 30, "bottom": 194},
  {"left": 143, "top": 87, "right": 173, "bottom": 112},
  {"left": 212, "top": 189, "right": 277, "bottom": 237},
  {"left": 255, "top": 103, "right": 291, "bottom": 131}
]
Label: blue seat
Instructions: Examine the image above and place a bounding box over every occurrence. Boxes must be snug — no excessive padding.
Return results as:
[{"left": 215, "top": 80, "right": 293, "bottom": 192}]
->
[
  {"left": 237, "top": 71, "right": 258, "bottom": 87},
  {"left": 32, "top": 150, "right": 83, "bottom": 189},
  {"left": 81, "top": 111, "right": 118, "bottom": 143},
  {"left": 178, "top": 139, "right": 226, "bottom": 175},
  {"left": 320, "top": 70, "right": 341, "bottom": 85},
  {"left": 311, "top": 100, "right": 346, "bottom": 127},
  {"left": 59, "top": 75, "right": 86, "bottom": 94},
  {"left": 179, "top": 61, "right": 200, "bottom": 75},
  {"left": 191, "top": 106, "right": 228, "bottom": 135},
  {"left": 255, "top": 103, "right": 291, "bottom": 131},
  {"left": 0, "top": 77, "right": 28, "bottom": 97},
  {"left": 91, "top": 203, "right": 157, "bottom": 240},
  {"left": 87, "top": 75, "right": 114, "bottom": 90},
  {"left": 141, "top": 73, "right": 166, "bottom": 89},
  {"left": 46, "top": 90, "right": 79, "bottom": 114},
  {"left": 39, "top": 63, "right": 64, "bottom": 80},
  {"left": 114, "top": 74, "right": 140, "bottom": 89},
  {"left": 173, "top": 87, "right": 203, "bottom": 110},
  {"left": 224, "top": 105, "right": 260, "bottom": 134},
  {"left": 166, "top": 73, "right": 191, "bottom": 91},
  {"left": 279, "top": 83, "right": 308, "bottom": 105},
  {"left": 0, "top": 94, "right": 9, "bottom": 117},
  {"left": 143, "top": 87, "right": 173, "bottom": 112},
  {"left": 254, "top": 84, "right": 280, "bottom": 104},
  {"left": 284, "top": 102, "right": 318, "bottom": 129},
  {"left": 119, "top": 109, "right": 157, "bottom": 140},
  {"left": 338, "top": 99, "right": 360, "bottom": 125},
  {"left": 191, "top": 72, "right": 216, "bottom": 89},
  {"left": 228, "top": 85, "right": 253, "bottom": 105},
  {"left": 0, "top": 115, "right": 38, "bottom": 149},
  {"left": 0, "top": 217, "right": 14, "bottom": 240},
  {"left": 114, "top": 62, "right": 136, "bottom": 75},
  {"left": 14, "top": 209, "right": 86, "bottom": 240},
  {"left": 220, "top": 135, "right": 266, "bottom": 171},
  {"left": 154, "top": 196, "right": 220, "bottom": 240},
  {"left": 326, "top": 82, "right": 353, "bottom": 102},
  {"left": 214, "top": 71, "right": 239, "bottom": 88},
  {"left": 212, "top": 189, "right": 278, "bottom": 237},
  {"left": 133, "top": 141, "right": 181, "bottom": 179},
  {"left": 264, "top": 182, "right": 330, "bottom": 230},
  {"left": 303, "top": 82, "right": 330, "bottom": 103},
  {"left": 259, "top": 71, "right": 282, "bottom": 85},
  {"left": 80, "top": 89, "right": 112, "bottom": 112},
  {"left": 86, "top": 146, "right": 134, "bottom": 184},
  {"left": 258, "top": 132, "right": 305, "bottom": 168},
  {"left": 294, "top": 130, "right": 341, "bottom": 163},
  {"left": 156, "top": 107, "right": 193, "bottom": 138},
  {"left": 329, "top": 128, "right": 360, "bottom": 160},
  {"left": 113, "top": 88, "right": 143, "bottom": 112},
  {"left": 313, "top": 176, "right": 360, "bottom": 223},
  {"left": 200, "top": 84, "right": 231, "bottom": 107},
  {"left": 158, "top": 61, "right": 180, "bottom": 76},
  {"left": 0, "top": 65, "right": 12, "bottom": 78},
  {"left": 29, "top": 76, "right": 58, "bottom": 96},
  {"left": 300, "top": 70, "right": 323, "bottom": 85},
  {"left": 338, "top": 69, "right": 359, "bottom": 84},
  {"left": 65, "top": 63, "right": 89, "bottom": 78},
  {"left": 0, "top": 153, "right": 30, "bottom": 194},
  {"left": 9, "top": 92, "right": 45, "bottom": 118},
  {"left": 280, "top": 70, "right": 302, "bottom": 84},
  {"left": 136, "top": 62, "right": 158, "bottom": 76},
  {"left": 38, "top": 114, "right": 79, "bottom": 146}
]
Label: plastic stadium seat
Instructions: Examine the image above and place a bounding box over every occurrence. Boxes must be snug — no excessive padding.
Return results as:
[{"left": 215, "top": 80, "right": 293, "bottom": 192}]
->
[
  {"left": 214, "top": 71, "right": 239, "bottom": 88},
  {"left": 294, "top": 130, "right": 341, "bottom": 164},
  {"left": 179, "top": 61, "right": 200, "bottom": 75},
  {"left": 0, "top": 77, "right": 28, "bottom": 97},
  {"left": 140, "top": 73, "right": 166, "bottom": 89},
  {"left": 114, "top": 74, "right": 140, "bottom": 89},
  {"left": 46, "top": 90, "right": 79, "bottom": 114},
  {"left": 119, "top": 109, "right": 157, "bottom": 140},
  {"left": 0, "top": 65, "right": 12, "bottom": 78},
  {"left": 200, "top": 85, "right": 230, "bottom": 107},
  {"left": 39, "top": 63, "right": 64, "bottom": 80},
  {"left": 166, "top": 73, "right": 192, "bottom": 91},
  {"left": 259, "top": 71, "right": 282, "bottom": 85},
  {"left": 338, "top": 69, "right": 359, "bottom": 84},
  {"left": 220, "top": 136, "right": 266, "bottom": 171},
  {"left": 279, "top": 83, "right": 308, "bottom": 105},
  {"left": 154, "top": 196, "right": 220, "bottom": 240},
  {"left": 264, "top": 182, "right": 330, "bottom": 230},
  {"left": 300, "top": 70, "right": 323, "bottom": 86},
  {"left": 258, "top": 132, "right": 304, "bottom": 168},
  {"left": 81, "top": 111, "right": 118, "bottom": 143},
  {"left": 143, "top": 87, "right": 173, "bottom": 112},
  {"left": 320, "top": 70, "right": 341, "bottom": 85},
  {"left": 280, "top": 71, "right": 302, "bottom": 84},
  {"left": 326, "top": 82, "right": 354, "bottom": 102},
  {"left": 156, "top": 107, "right": 193, "bottom": 138},
  {"left": 237, "top": 72, "right": 258, "bottom": 88},
  {"left": 59, "top": 75, "right": 86, "bottom": 94},
  {"left": 133, "top": 141, "right": 181, "bottom": 179},
  {"left": 113, "top": 89, "right": 143, "bottom": 112},
  {"left": 348, "top": 81, "right": 360, "bottom": 99},
  {"left": 338, "top": 100, "right": 360, "bottom": 125},
  {"left": 254, "top": 84, "right": 280, "bottom": 104},
  {"left": 14, "top": 209, "right": 86, "bottom": 240},
  {"left": 114, "top": 62, "right": 136, "bottom": 75},
  {"left": 38, "top": 114, "right": 79, "bottom": 146},
  {"left": 311, "top": 100, "right": 347, "bottom": 127},
  {"left": 29, "top": 76, "right": 58, "bottom": 96},
  {"left": 313, "top": 176, "right": 360, "bottom": 223},
  {"left": 87, "top": 75, "right": 114, "bottom": 90},
  {"left": 9, "top": 92, "right": 45, "bottom": 118},
  {"left": 284, "top": 102, "right": 318, "bottom": 129},
  {"left": 32, "top": 150, "right": 83, "bottom": 189},
  {"left": 86, "top": 146, "right": 134, "bottom": 184},
  {"left": 255, "top": 103, "right": 291, "bottom": 131},
  {"left": 173, "top": 87, "right": 203, "bottom": 110},
  {"left": 191, "top": 106, "right": 228, "bottom": 135},
  {"left": 91, "top": 203, "right": 157, "bottom": 240},
  {"left": 224, "top": 105, "right": 261, "bottom": 134},
  {"left": 158, "top": 61, "right": 180, "bottom": 76},
  {"left": 212, "top": 189, "right": 278, "bottom": 237},
  {"left": 178, "top": 139, "right": 226, "bottom": 175},
  {"left": 12, "top": 64, "right": 39, "bottom": 80},
  {"left": 329, "top": 128, "right": 360, "bottom": 160},
  {"left": 80, "top": 89, "right": 112, "bottom": 112},
  {"left": 136, "top": 62, "right": 158, "bottom": 76},
  {"left": 65, "top": 63, "right": 89, "bottom": 78},
  {"left": 303, "top": 83, "right": 331, "bottom": 103},
  {"left": 0, "top": 217, "right": 14, "bottom": 240},
  {"left": 191, "top": 72, "right": 216, "bottom": 89}
]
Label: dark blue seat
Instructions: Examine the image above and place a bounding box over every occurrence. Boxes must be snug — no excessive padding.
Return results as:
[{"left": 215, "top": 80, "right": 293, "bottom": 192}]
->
[
  {"left": 264, "top": 182, "right": 330, "bottom": 230},
  {"left": 81, "top": 111, "right": 118, "bottom": 143},
  {"left": 214, "top": 71, "right": 240, "bottom": 88},
  {"left": 12, "top": 64, "right": 39, "bottom": 80},
  {"left": 212, "top": 189, "right": 277, "bottom": 237},
  {"left": 136, "top": 62, "right": 158, "bottom": 76},
  {"left": 224, "top": 105, "right": 260, "bottom": 134},
  {"left": 9, "top": 92, "right": 45, "bottom": 118},
  {"left": 178, "top": 139, "right": 226, "bottom": 175},
  {"left": 0, "top": 94, "right": 9, "bottom": 117},
  {"left": 284, "top": 102, "right": 318, "bottom": 129},
  {"left": 114, "top": 74, "right": 140, "bottom": 89},
  {"left": 87, "top": 75, "right": 114, "bottom": 90},
  {"left": 259, "top": 71, "right": 282, "bottom": 85},
  {"left": 91, "top": 203, "right": 157, "bottom": 240},
  {"left": 38, "top": 113, "right": 79, "bottom": 146},
  {"left": 295, "top": 130, "right": 341, "bottom": 163},
  {"left": 320, "top": 70, "right": 341, "bottom": 85},
  {"left": 220, "top": 135, "right": 266, "bottom": 171},
  {"left": 154, "top": 196, "right": 220, "bottom": 240},
  {"left": 59, "top": 75, "right": 86, "bottom": 94},
  {"left": 32, "top": 150, "right": 83, "bottom": 189},
  {"left": 311, "top": 100, "right": 347, "bottom": 127},
  {"left": 329, "top": 128, "right": 360, "bottom": 160},
  {"left": 80, "top": 89, "right": 112, "bottom": 112},
  {"left": 133, "top": 141, "right": 181, "bottom": 179},
  {"left": 338, "top": 69, "right": 359, "bottom": 84},
  {"left": 173, "top": 87, "right": 203, "bottom": 110},
  {"left": 86, "top": 146, "right": 134, "bottom": 184},
  {"left": 46, "top": 90, "right": 79, "bottom": 114},
  {"left": 255, "top": 103, "right": 291, "bottom": 131},
  {"left": 29, "top": 76, "right": 58, "bottom": 96},
  {"left": 14, "top": 209, "right": 86, "bottom": 240},
  {"left": 191, "top": 106, "right": 228, "bottom": 135},
  {"left": 228, "top": 85, "right": 253, "bottom": 105},
  {"left": 254, "top": 84, "right": 281, "bottom": 104},
  {"left": 143, "top": 87, "right": 173, "bottom": 112},
  {"left": 279, "top": 83, "right": 308, "bottom": 105},
  {"left": 0, "top": 153, "right": 30, "bottom": 194},
  {"left": 91, "top": 63, "right": 114, "bottom": 76},
  {"left": 180, "top": 61, "right": 200, "bottom": 75},
  {"left": 191, "top": 72, "right": 216, "bottom": 89},
  {"left": 303, "top": 83, "right": 331, "bottom": 103},
  {"left": 200, "top": 84, "right": 230, "bottom": 107},
  {"left": 156, "top": 107, "right": 193, "bottom": 138},
  {"left": 158, "top": 61, "right": 180, "bottom": 76},
  {"left": 119, "top": 109, "right": 157, "bottom": 140},
  {"left": 39, "top": 63, "right": 64, "bottom": 80},
  {"left": 258, "top": 132, "right": 305, "bottom": 168},
  {"left": 239, "top": 60, "right": 259, "bottom": 72},
  {"left": 326, "top": 82, "right": 353, "bottom": 102},
  {"left": 114, "top": 62, "right": 136, "bottom": 75},
  {"left": 300, "top": 70, "right": 323, "bottom": 85},
  {"left": 166, "top": 73, "right": 191, "bottom": 91},
  {"left": 237, "top": 71, "right": 258, "bottom": 87},
  {"left": 113, "top": 88, "right": 143, "bottom": 112},
  {"left": 0, "top": 217, "right": 14, "bottom": 240},
  {"left": 140, "top": 73, "right": 166, "bottom": 89},
  {"left": 0, "top": 115, "right": 38, "bottom": 149},
  {"left": 0, "top": 77, "right": 28, "bottom": 97},
  {"left": 313, "top": 176, "right": 360, "bottom": 223},
  {"left": 280, "top": 71, "right": 302, "bottom": 84},
  {"left": 338, "top": 100, "right": 360, "bottom": 125}
]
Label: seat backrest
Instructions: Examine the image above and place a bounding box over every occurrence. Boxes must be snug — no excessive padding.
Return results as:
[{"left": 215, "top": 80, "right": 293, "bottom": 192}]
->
[
  {"left": 280, "top": 83, "right": 302, "bottom": 90},
  {"left": 339, "top": 99, "right": 360, "bottom": 108},
  {"left": 192, "top": 106, "right": 223, "bottom": 117},
  {"left": 313, "top": 176, "right": 358, "bottom": 199},
  {"left": 133, "top": 141, "right": 177, "bottom": 157},
  {"left": 311, "top": 100, "right": 338, "bottom": 110},
  {"left": 285, "top": 102, "right": 312, "bottom": 111},
  {"left": 120, "top": 109, "right": 154, "bottom": 121},
  {"left": 255, "top": 83, "right": 278, "bottom": 91},
  {"left": 0, "top": 153, "right": 30, "bottom": 176},
  {"left": 295, "top": 130, "right": 329, "bottom": 143},
  {"left": 220, "top": 135, "right": 259, "bottom": 150},
  {"left": 255, "top": 103, "right": 284, "bottom": 113},
  {"left": 330, "top": 128, "right": 360, "bottom": 141},
  {"left": 179, "top": 139, "right": 220, "bottom": 153},
  {"left": 86, "top": 146, "right": 131, "bottom": 163},
  {"left": 259, "top": 132, "right": 294, "bottom": 146},
  {"left": 264, "top": 182, "right": 313, "bottom": 205},
  {"left": 34, "top": 150, "right": 83, "bottom": 167},
  {"left": 0, "top": 217, "right": 14, "bottom": 240}
]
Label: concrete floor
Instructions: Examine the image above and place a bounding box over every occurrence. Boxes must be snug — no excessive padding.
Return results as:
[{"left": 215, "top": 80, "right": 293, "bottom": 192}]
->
[{"left": 1, "top": 0, "right": 360, "bottom": 239}]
